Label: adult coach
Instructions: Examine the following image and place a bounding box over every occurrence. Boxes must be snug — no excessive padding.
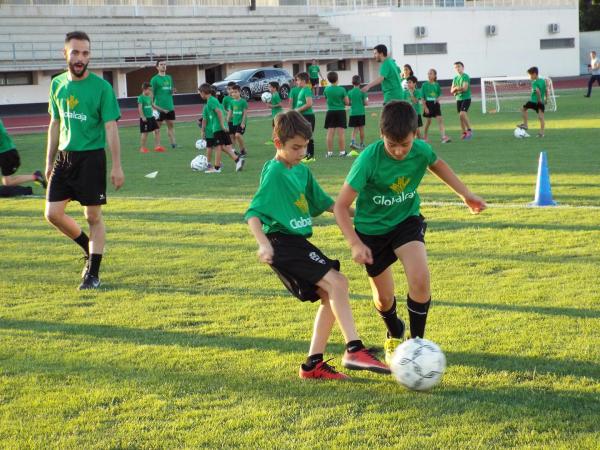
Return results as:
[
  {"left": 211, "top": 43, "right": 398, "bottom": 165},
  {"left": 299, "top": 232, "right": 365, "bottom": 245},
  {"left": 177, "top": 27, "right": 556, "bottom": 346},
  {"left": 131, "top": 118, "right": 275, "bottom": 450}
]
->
[
  {"left": 151, "top": 60, "right": 177, "bottom": 150},
  {"left": 308, "top": 59, "right": 323, "bottom": 98},
  {"left": 361, "top": 44, "right": 403, "bottom": 104},
  {"left": 45, "top": 31, "right": 124, "bottom": 290},
  {"left": 584, "top": 51, "right": 600, "bottom": 98}
]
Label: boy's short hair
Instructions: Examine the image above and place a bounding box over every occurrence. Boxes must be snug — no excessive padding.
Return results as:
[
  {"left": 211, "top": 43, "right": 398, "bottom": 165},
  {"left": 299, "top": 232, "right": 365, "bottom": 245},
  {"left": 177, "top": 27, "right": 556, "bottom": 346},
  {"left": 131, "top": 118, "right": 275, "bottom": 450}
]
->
[
  {"left": 296, "top": 72, "right": 309, "bottom": 83},
  {"left": 155, "top": 59, "right": 166, "bottom": 67},
  {"left": 141, "top": 82, "right": 151, "bottom": 90},
  {"left": 373, "top": 44, "right": 388, "bottom": 56},
  {"left": 65, "top": 31, "right": 90, "bottom": 44},
  {"left": 198, "top": 83, "right": 213, "bottom": 94},
  {"left": 454, "top": 61, "right": 464, "bottom": 67},
  {"left": 407, "top": 75, "right": 418, "bottom": 84},
  {"left": 231, "top": 84, "right": 241, "bottom": 91},
  {"left": 380, "top": 101, "right": 417, "bottom": 141},
  {"left": 227, "top": 81, "right": 236, "bottom": 88},
  {"left": 352, "top": 75, "right": 361, "bottom": 86},
  {"left": 327, "top": 71, "right": 338, "bottom": 84},
  {"left": 527, "top": 66, "right": 539, "bottom": 75},
  {"left": 269, "top": 81, "right": 280, "bottom": 90},
  {"left": 273, "top": 110, "right": 313, "bottom": 145}
]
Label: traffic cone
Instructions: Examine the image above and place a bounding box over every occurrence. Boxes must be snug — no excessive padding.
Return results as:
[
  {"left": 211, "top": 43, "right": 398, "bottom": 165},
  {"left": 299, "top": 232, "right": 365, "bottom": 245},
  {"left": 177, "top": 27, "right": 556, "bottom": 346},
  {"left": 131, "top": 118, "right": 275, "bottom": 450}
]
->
[{"left": 529, "top": 151, "right": 557, "bottom": 207}]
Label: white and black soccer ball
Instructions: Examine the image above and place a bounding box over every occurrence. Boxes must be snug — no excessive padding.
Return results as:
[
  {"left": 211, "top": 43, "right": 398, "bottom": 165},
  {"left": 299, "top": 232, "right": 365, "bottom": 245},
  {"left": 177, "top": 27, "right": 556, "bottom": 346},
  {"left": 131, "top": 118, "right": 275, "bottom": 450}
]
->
[
  {"left": 195, "top": 139, "right": 207, "bottom": 150},
  {"left": 152, "top": 109, "right": 160, "bottom": 120},
  {"left": 390, "top": 338, "right": 446, "bottom": 391},
  {"left": 513, "top": 127, "right": 529, "bottom": 139},
  {"left": 261, "top": 92, "right": 272, "bottom": 103},
  {"left": 190, "top": 154, "right": 208, "bottom": 171}
]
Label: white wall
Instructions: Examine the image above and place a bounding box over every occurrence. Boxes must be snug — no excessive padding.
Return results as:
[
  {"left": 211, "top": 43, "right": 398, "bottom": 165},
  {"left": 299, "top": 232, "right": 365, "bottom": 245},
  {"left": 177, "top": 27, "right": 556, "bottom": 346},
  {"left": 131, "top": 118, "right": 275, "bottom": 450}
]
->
[{"left": 327, "top": 8, "right": 579, "bottom": 81}]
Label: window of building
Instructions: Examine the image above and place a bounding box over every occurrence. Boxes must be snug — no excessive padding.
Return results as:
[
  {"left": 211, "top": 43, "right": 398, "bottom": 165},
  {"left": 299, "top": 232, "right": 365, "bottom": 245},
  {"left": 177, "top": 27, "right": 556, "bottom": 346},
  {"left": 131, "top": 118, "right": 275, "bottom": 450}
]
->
[
  {"left": 326, "top": 60, "right": 347, "bottom": 71},
  {"left": 403, "top": 43, "right": 448, "bottom": 55},
  {"left": 0, "top": 72, "right": 34, "bottom": 86},
  {"left": 540, "top": 38, "right": 575, "bottom": 50}
]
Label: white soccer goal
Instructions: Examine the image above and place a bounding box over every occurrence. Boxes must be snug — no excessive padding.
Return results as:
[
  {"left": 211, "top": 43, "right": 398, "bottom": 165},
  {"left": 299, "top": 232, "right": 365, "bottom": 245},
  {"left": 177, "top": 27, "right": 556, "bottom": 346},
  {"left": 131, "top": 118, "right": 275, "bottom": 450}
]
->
[{"left": 481, "top": 76, "right": 557, "bottom": 114}]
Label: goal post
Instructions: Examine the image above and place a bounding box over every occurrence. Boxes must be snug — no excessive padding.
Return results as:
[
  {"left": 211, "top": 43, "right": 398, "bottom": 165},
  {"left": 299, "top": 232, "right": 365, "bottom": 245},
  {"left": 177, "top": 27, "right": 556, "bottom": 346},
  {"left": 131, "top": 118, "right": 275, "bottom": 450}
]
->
[{"left": 481, "top": 76, "right": 556, "bottom": 114}]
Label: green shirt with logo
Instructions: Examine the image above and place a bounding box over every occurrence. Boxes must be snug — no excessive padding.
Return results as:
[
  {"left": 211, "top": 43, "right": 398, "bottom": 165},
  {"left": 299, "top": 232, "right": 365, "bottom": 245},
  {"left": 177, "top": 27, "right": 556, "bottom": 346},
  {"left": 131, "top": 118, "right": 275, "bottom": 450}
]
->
[
  {"left": 531, "top": 78, "right": 546, "bottom": 103},
  {"left": 271, "top": 92, "right": 283, "bottom": 117},
  {"left": 421, "top": 81, "right": 442, "bottom": 101},
  {"left": 48, "top": 72, "right": 121, "bottom": 152},
  {"left": 345, "top": 139, "right": 437, "bottom": 235},
  {"left": 452, "top": 73, "right": 471, "bottom": 100},
  {"left": 324, "top": 85, "right": 347, "bottom": 111},
  {"left": 380, "top": 58, "right": 404, "bottom": 103},
  {"left": 245, "top": 159, "right": 334, "bottom": 237},
  {"left": 289, "top": 86, "right": 301, "bottom": 109},
  {"left": 222, "top": 95, "right": 233, "bottom": 113},
  {"left": 231, "top": 98, "right": 248, "bottom": 126},
  {"left": 348, "top": 87, "right": 367, "bottom": 116},
  {"left": 406, "top": 88, "right": 423, "bottom": 115},
  {"left": 150, "top": 74, "right": 174, "bottom": 111},
  {"left": 308, "top": 65, "right": 320, "bottom": 80},
  {"left": 204, "top": 96, "right": 225, "bottom": 135},
  {"left": 202, "top": 105, "right": 213, "bottom": 139},
  {"left": 137, "top": 94, "right": 154, "bottom": 119},
  {"left": 297, "top": 87, "right": 314, "bottom": 116},
  {"left": 0, "top": 119, "right": 16, "bottom": 154}
]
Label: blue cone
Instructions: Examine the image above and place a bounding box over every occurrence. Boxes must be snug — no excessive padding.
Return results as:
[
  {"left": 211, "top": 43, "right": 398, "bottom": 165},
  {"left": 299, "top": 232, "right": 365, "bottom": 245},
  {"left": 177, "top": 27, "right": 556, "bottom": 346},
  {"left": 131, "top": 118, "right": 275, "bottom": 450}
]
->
[{"left": 529, "top": 151, "right": 557, "bottom": 207}]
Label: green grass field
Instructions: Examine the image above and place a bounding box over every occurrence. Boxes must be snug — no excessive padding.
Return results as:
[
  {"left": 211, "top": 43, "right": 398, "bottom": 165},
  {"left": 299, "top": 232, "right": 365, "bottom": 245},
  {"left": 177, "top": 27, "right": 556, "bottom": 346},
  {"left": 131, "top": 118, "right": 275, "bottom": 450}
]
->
[{"left": 1, "top": 92, "right": 599, "bottom": 448}]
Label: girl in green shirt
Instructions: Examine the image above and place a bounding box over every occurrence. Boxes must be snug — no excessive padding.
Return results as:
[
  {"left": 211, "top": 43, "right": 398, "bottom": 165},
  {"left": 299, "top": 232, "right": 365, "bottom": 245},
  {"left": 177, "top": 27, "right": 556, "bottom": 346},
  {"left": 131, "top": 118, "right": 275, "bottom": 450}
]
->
[{"left": 422, "top": 69, "right": 451, "bottom": 144}]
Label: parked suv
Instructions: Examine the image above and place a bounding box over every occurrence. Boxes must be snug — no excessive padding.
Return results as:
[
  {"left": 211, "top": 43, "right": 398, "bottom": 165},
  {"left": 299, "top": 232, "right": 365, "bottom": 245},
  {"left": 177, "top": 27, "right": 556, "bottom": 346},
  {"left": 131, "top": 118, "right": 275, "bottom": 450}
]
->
[{"left": 212, "top": 67, "right": 293, "bottom": 101}]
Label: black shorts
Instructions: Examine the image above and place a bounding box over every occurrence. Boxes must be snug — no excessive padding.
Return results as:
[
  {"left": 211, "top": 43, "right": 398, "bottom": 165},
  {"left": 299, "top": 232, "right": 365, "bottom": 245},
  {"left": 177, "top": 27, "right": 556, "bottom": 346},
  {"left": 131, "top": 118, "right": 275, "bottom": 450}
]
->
[
  {"left": 47, "top": 149, "right": 106, "bottom": 206},
  {"left": 0, "top": 149, "right": 20, "bottom": 176},
  {"left": 310, "top": 78, "right": 319, "bottom": 88},
  {"left": 456, "top": 99, "right": 471, "bottom": 113},
  {"left": 523, "top": 101, "right": 545, "bottom": 113},
  {"left": 206, "top": 137, "right": 218, "bottom": 148},
  {"left": 228, "top": 122, "right": 234, "bottom": 133},
  {"left": 232, "top": 124, "right": 246, "bottom": 135},
  {"left": 214, "top": 130, "right": 232, "bottom": 146},
  {"left": 417, "top": 114, "right": 423, "bottom": 128},
  {"left": 357, "top": 214, "right": 427, "bottom": 278},
  {"left": 267, "top": 232, "right": 340, "bottom": 302},
  {"left": 139, "top": 117, "right": 159, "bottom": 133},
  {"left": 158, "top": 110, "right": 175, "bottom": 121},
  {"left": 423, "top": 101, "right": 442, "bottom": 118},
  {"left": 348, "top": 115, "right": 366, "bottom": 127},
  {"left": 324, "top": 110, "right": 347, "bottom": 129}
]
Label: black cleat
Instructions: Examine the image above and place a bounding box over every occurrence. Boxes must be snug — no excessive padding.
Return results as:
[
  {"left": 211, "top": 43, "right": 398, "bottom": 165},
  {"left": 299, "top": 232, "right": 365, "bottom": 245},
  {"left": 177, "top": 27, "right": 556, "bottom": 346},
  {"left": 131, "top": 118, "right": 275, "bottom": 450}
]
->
[
  {"left": 33, "top": 170, "right": 47, "bottom": 189},
  {"left": 78, "top": 273, "right": 100, "bottom": 290}
]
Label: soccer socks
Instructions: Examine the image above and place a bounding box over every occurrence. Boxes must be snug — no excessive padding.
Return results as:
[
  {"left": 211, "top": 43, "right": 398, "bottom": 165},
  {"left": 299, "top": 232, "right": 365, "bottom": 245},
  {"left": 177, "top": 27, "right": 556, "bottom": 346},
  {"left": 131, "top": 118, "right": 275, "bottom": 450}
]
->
[
  {"left": 303, "top": 353, "right": 324, "bottom": 370},
  {"left": 407, "top": 295, "right": 431, "bottom": 338},
  {"left": 73, "top": 231, "right": 90, "bottom": 255},
  {"left": 307, "top": 140, "right": 315, "bottom": 158},
  {"left": 88, "top": 254, "right": 103, "bottom": 277},
  {"left": 345, "top": 340, "right": 365, "bottom": 353},
  {"left": 376, "top": 297, "right": 404, "bottom": 339}
]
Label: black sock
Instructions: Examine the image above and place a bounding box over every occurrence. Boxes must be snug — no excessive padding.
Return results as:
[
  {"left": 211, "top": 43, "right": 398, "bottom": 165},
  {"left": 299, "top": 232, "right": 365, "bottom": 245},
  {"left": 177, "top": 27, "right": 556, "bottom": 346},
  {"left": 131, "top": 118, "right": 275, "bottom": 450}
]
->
[
  {"left": 407, "top": 295, "right": 431, "bottom": 338},
  {"left": 307, "top": 140, "right": 314, "bottom": 158},
  {"left": 345, "top": 340, "right": 365, "bottom": 353},
  {"left": 215, "top": 165, "right": 221, "bottom": 170},
  {"left": 73, "top": 232, "right": 89, "bottom": 255},
  {"left": 303, "top": 353, "right": 324, "bottom": 370},
  {"left": 376, "top": 297, "right": 404, "bottom": 339},
  {"left": 88, "top": 253, "right": 103, "bottom": 277}
]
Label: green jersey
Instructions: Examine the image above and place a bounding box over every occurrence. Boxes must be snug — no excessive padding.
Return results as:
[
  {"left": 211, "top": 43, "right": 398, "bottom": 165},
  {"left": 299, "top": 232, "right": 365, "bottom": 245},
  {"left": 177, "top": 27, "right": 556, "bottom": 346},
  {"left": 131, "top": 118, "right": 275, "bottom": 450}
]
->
[
  {"left": 452, "top": 73, "right": 471, "bottom": 100},
  {"left": 222, "top": 95, "right": 233, "bottom": 113},
  {"left": 202, "top": 105, "right": 213, "bottom": 139},
  {"left": 348, "top": 87, "right": 367, "bottom": 116},
  {"left": 421, "top": 81, "right": 442, "bottom": 101},
  {"left": 406, "top": 88, "right": 423, "bottom": 115},
  {"left": 48, "top": 72, "right": 120, "bottom": 152},
  {"left": 308, "top": 65, "right": 320, "bottom": 80},
  {"left": 345, "top": 139, "right": 437, "bottom": 235},
  {"left": 0, "top": 119, "right": 16, "bottom": 153},
  {"left": 150, "top": 74, "right": 174, "bottom": 111},
  {"left": 204, "top": 96, "right": 225, "bottom": 135},
  {"left": 289, "top": 86, "right": 301, "bottom": 109},
  {"left": 137, "top": 94, "right": 154, "bottom": 119},
  {"left": 324, "top": 85, "right": 347, "bottom": 111},
  {"left": 297, "top": 87, "right": 314, "bottom": 116},
  {"left": 271, "top": 92, "right": 283, "bottom": 117},
  {"left": 230, "top": 98, "right": 248, "bottom": 126},
  {"left": 531, "top": 78, "right": 546, "bottom": 103},
  {"left": 245, "top": 159, "right": 334, "bottom": 237},
  {"left": 380, "top": 57, "right": 404, "bottom": 103}
]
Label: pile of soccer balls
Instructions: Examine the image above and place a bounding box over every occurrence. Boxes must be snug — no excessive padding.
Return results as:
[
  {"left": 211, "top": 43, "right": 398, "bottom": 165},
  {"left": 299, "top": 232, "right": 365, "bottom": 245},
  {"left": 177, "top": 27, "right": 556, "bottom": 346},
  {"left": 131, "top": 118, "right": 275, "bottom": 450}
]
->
[
  {"left": 390, "top": 338, "right": 446, "bottom": 391},
  {"left": 190, "top": 139, "right": 209, "bottom": 171}
]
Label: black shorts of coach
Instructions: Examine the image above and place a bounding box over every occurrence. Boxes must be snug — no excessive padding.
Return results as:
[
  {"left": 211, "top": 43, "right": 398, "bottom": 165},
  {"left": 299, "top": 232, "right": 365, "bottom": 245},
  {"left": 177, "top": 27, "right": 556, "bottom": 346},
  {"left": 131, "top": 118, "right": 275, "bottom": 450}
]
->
[
  {"left": 456, "top": 99, "right": 471, "bottom": 113},
  {"left": 158, "top": 110, "right": 176, "bottom": 121},
  {"left": 47, "top": 149, "right": 107, "bottom": 206},
  {"left": 139, "top": 117, "right": 159, "bottom": 133},
  {"left": 523, "top": 101, "right": 545, "bottom": 113},
  {"left": 324, "top": 110, "right": 347, "bottom": 129},
  {"left": 348, "top": 115, "right": 365, "bottom": 128},
  {"left": 0, "top": 149, "right": 20, "bottom": 176},
  {"left": 310, "top": 78, "right": 319, "bottom": 88},
  {"left": 267, "top": 232, "right": 340, "bottom": 302},
  {"left": 231, "top": 124, "right": 246, "bottom": 135},
  {"left": 423, "top": 101, "right": 442, "bottom": 118},
  {"left": 356, "top": 214, "right": 427, "bottom": 278},
  {"left": 214, "top": 130, "right": 232, "bottom": 146}
]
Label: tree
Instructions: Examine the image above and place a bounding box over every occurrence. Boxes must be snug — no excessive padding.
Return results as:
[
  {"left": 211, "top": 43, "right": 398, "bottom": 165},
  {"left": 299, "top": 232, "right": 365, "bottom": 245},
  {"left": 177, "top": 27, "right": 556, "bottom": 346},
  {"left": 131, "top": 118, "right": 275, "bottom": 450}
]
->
[{"left": 580, "top": 0, "right": 600, "bottom": 31}]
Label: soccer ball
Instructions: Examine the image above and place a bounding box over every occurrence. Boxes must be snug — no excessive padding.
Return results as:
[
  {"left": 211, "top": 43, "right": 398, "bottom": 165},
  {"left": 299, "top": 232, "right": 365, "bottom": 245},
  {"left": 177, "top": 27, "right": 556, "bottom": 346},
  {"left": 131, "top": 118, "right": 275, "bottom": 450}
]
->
[
  {"left": 261, "top": 92, "right": 272, "bottom": 103},
  {"left": 390, "top": 338, "right": 446, "bottom": 391},
  {"left": 190, "top": 154, "right": 208, "bottom": 171},
  {"left": 514, "top": 127, "right": 530, "bottom": 138},
  {"left": 152, "top": 109, "right": 160, "bottom": 120},
  {"left": 195, "top": 139, "right": 207, "bottom": 150}
]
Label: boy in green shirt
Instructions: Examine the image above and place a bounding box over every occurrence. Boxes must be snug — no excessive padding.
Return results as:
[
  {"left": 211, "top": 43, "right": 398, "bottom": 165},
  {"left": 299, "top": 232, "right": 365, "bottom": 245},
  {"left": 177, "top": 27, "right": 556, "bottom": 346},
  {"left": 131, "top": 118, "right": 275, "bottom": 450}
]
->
[
  {"left": 222, "top": 81, "right": 237, "bottom": 151},
  {"left": 422, "top": 68, "right": 451, "bottom": 144},
  {"left": 405, "top": 76, "right": 424, "bottom": 138},
  {"left": 334, "top": 101, "right": 486, "bottom": 363},
  {"left": 348, "top": 75, "right": 368, "bottom": 154},
  {"left": 288, "top": 79, "right": 301, "bottom": 110},
  {"left": 294, "top": 72, "right": 316, "bottom": 162},
  {"left": 150, "top": 59, "right": 177, "bottom": 150},
  {"left": 450, "top": 61, "right": 473, "bottom": 140},
  {"left": 267, "top": 81, "right": 283, "bottom": 125},
  {"left": 227, "top": 85, "right": 249, "bottom": 158},
  {"left": 245, "top": 110, "right": 388, "bottom": 380},
  {"left": 517, "top": 66, "right": 548, "bottom": 138},
  {"left": 361, "top": 44, "right": 403, "bottom": 104},
  {"left": 308, "top": 59, "right": 323, "bottom": 98},
  {"left": 137, "top": 82, "right": 159, "bottom": 153},
  {"left": 323, "top": 71, "right": 349, "bottom": 157}
]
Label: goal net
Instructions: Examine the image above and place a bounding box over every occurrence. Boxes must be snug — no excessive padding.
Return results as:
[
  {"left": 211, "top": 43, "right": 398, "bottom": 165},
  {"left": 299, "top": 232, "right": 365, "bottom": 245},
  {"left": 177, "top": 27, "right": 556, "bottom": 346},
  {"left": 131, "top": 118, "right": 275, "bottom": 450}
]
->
[{"left": 481, "top": 77, "right": 556, "bottom": 114}]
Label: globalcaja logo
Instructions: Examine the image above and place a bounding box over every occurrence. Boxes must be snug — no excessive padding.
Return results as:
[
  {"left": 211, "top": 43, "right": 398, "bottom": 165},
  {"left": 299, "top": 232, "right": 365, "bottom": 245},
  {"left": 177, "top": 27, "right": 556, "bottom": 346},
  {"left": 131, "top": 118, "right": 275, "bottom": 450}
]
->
[
  {"left": 294, "top": 194, "right": 309, "bottom": 214},
  {"left": 62, "top": 95, "right": 87, "bottom": 122},
  {"left": 66, "top": 95, "right": 79, "bottom": 109},
  {"left": 372, "top": 176, "right": 416, "bottom": 206},
  {"left": 389, "top": 176, "right": 411, "bottom": 194}
]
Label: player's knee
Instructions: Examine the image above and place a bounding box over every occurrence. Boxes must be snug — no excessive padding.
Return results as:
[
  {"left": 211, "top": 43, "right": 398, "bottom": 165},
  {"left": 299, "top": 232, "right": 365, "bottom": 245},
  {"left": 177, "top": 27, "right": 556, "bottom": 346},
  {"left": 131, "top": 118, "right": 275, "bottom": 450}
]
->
[
  {"left": 44, "top": 208, "right": 62, "bottom": 225},
  {"left": 408, "top": 276, "right": 430, "bottom": 298},
  {"left": 84, "top": 209, "right": 102, "bottom": 224}
]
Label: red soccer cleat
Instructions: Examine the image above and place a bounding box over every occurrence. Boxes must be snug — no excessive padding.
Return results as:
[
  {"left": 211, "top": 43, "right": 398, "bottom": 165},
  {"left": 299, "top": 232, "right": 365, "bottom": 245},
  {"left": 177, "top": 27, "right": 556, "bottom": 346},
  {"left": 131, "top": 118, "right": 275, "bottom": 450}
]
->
[
  {"left": 342, "top": 347, "right": 391, "bottom": 374},
  {"left": 140, "top": 147, "right": 149, "bottom": 153},
  {"left": 154, "top": 146, "right": 166, "bottom": 152},
  {"left": 299, "top": 359, "right": 350, "bottom": 380}
]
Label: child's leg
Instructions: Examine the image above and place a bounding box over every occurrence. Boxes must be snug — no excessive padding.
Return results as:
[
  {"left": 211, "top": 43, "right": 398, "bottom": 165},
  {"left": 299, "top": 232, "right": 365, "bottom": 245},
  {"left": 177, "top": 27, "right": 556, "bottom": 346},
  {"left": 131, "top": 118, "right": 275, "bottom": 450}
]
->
[
  {"left": 416, "top": 127, "right": 422, "bottom": 139},
  {"left": 394, "top": 241, "right": 431, "bottom": 338},
  {"left": 2, "top": 174, "right": 36, "bottom": 186},
  {"left": 337, "top": 127, "right": 346, "bottom": 153},
  {"left": 368, "top": 267, "right": 405, "bottom": 339},
  {"left": 538, "top": 110, "right": 545, "bottom": 135},
  {"left": 222, "top": 144, "right": 239, "bottom": 161},
  {"left": 155, "top": 125, "right": 162, "bottom": 147},
  {"left": 326, "top": 128, "right": 334, "bottom": 153},
  {"left": 436, "top": 116, "right": 446, "bottom": 137},
  {"left": 521, "top": 107, "right": 529, "bottom": 128},
  {"left": 166, "top": 120, "right": 176, "bottom": 146},
  {"left": 359, "top": 126, "right": 365, "bottom": 145},
  {"left": 206, "top": 147, "right": 213, "bottom": 165},
  {"left": 236, "top": 133, "right": 246, "bottom": 153},
  {"left": 458, "top": 112, "right": 466, "bottom": 133},
  {"left": 140, "top": 132, "right": 148, "bottom": 149},
  {"left": 423, "top": 117, "right": 432, "bottom": 138},
  {"left": 307, "top": 292, "right": 337, "bottom": 357},
  {"left": 315, "top": 270, "right": 359, "bottom": 344},
  {"left": 351, "top": 126, "right": 357, "bottom": 143},
  {"left": 215, "top": 146, "right": 222, "bottom": 168}
]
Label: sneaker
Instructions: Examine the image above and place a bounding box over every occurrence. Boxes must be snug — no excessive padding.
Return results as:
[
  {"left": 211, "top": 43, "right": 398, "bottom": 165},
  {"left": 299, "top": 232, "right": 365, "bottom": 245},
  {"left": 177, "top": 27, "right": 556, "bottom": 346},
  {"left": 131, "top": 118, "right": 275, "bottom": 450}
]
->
[
  {"left": 235, "top": 157, "right": 245, "bottom": 172},
  {"left": 81, "top": 255, "right": 90, "bottom": 279},
  {"left": 171, "top": 143, "right": 177, "bottom": 149},
  {"left": 204, "top": 167, "right": 222, "bottom": 174},
  {"left": 326, "top": 152, "right": 334, "bottom": 158},
  {"left": 33, "top": 170, "right": 47, "bottom": 189},
  {"left": 342, "top": 347, "right": 390, "bottom": 374},
  {"left": 154, "top": 146, "right": 166, "bottom": 152},
  {"left": 339, "top": 151, "right": 347, "bottom": 157},
  {"left": 350, "top": 141, "right": 358, "bottom": 149},
  {"left": 78, "top": 273, "right": 100, "bottom": 290},
  {"left": 302, "top": 156, "right": 316, "bottom": 164},
  {"left": 584, "top": 94, "right": 590, "bottom": 98},
  {"left": 240, "top": 150, "right": 247, "bottom": 159},
  {"left": 384, "top": 338, "right": 403, "bottom": 365},
  {"left": 139, "top": 147, "right": 149, "bottom": 154},
  {"left": 460, "top": 131, "right": 467, "bottom": 140},
  {"left": 516, "top": 123, "right": 528, "bottom": 130},
  {"left": 537, "top": 132, "right": 544, "bottom": 138},
  {"left": 464, "top": 130, "right": 473, "bottom": 140},
  {"left": 359, "top": 143, "right": 366, "bottom": 150},
  {"left": 441, "top": 135, "right": 451, "bottom": 144},
  {"left": 299, "top": 359, "right": 349, "bottom": 380},
  {"left": 348, "top": 150, "right": 360, "bottom": 157}
]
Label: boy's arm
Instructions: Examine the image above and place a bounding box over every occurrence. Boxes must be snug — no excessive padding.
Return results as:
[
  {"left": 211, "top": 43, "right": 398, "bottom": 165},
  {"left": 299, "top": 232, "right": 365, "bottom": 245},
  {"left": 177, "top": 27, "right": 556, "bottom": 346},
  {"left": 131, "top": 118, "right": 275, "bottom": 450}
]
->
[
  {"left": 248, "top": 216, "right": 274, "bottom": 264},
  {"left": 215, "top": 108, "right": 227, "bottom": 131},
  {"left": 361, "top": 76, "right": 384, "bottom": 93},
  {"left": 241, "top": 109, "right": 248, "bottom": 128},
  {"left": 200, "top": 115, "right": 206, "bottom": 138},
  {"left": 422, "top": 97, "right": 429, "bottom": 114},
  {"left": 344, "top": 94, "right": 349, "bottom": 106},
  {"left": 428, "top": 159, "right": 486, "bottom": 214},
  {"left": 333, "top": 183, "right": 373, "bottom": 264},
  {"left": 296, "top": 96, "right": 312, "bottom": 113},
  {"left": 226, "top": 109, "right": 232, "bottom": 122},
  {"left": 138, "top": 103, "right": 146, "bottom": 121}
]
